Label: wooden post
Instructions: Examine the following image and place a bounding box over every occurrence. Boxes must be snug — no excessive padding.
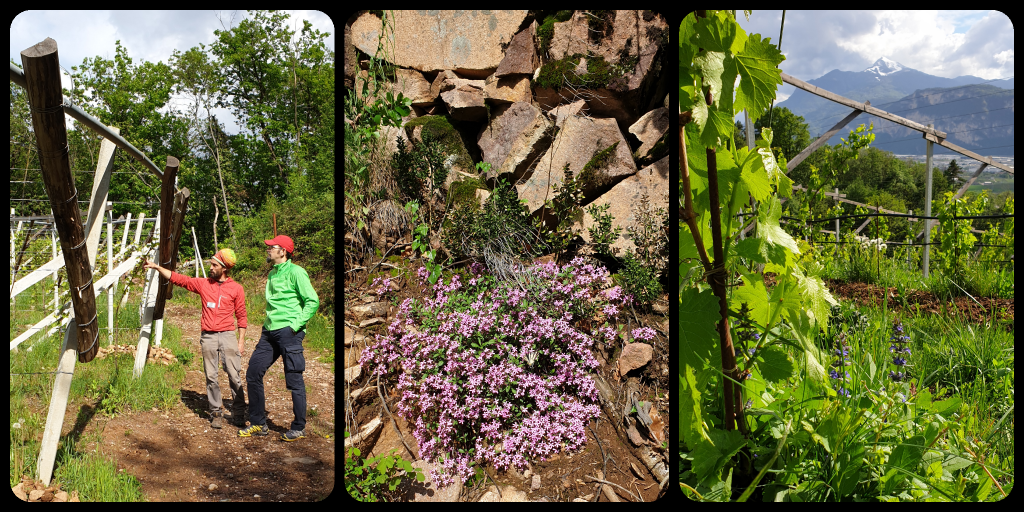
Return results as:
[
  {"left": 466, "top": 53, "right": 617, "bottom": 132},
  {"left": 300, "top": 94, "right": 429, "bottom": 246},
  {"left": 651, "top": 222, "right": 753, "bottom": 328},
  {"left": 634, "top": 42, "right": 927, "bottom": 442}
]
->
[
  {"left": 149, "top": 158, "right": 185, "bottom": 352},
  {"left": 21, "top": 37, "right": 99, "bottom": 364},
  {"left": 834, "top": 187, "right": 840, "bottom": 243},
  {"left": 154, "top": 156, "right": 180, "bottom": 319},
  {"left": 168, "top": 188, "right": 192, "bottom": 276},
  {"left": 923, "top": 124, "right": 934, "bottom": 278},
  {"left": 135, "top": 213, "right": 162, "bottom": 377}
]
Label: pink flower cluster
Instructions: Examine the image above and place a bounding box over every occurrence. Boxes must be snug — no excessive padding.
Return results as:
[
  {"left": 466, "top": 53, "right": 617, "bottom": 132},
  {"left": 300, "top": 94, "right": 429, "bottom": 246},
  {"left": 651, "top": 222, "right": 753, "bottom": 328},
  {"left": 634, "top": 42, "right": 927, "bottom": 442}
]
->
[
  {"left": 371, "top": 275, "right": 396, "bottom": 297},
  {"left": 358, "top": 257, "right": 631, "bottom": 488}
]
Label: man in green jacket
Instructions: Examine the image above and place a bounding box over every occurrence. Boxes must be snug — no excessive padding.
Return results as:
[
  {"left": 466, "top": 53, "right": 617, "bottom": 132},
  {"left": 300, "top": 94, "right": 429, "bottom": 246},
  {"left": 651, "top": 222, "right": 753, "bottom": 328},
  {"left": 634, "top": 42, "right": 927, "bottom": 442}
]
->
[{"left": 238, "top": 235, "right": 320, "bottom": 441}]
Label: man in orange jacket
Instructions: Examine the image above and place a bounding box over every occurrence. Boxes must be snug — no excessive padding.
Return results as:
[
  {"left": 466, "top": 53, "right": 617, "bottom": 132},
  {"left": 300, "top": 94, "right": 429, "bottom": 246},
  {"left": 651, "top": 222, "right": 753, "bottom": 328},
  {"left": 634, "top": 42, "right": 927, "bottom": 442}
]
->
[{"left": 145, "top": 248, "right": 248, "bottom": 429}]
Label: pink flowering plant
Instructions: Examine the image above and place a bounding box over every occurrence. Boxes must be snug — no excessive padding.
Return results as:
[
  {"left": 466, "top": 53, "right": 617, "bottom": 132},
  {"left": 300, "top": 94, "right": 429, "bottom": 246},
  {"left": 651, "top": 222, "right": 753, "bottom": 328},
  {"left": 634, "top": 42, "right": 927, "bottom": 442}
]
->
[{"left": 359, "top": 257, "right": 635, "bottom": 488}]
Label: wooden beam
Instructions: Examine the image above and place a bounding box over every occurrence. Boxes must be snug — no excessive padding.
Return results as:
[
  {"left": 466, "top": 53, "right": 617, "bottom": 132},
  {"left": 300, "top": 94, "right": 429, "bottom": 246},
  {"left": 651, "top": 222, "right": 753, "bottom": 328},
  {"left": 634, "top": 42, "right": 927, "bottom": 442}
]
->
[
  {"left": 786, "top": 106, "right": 864, "bottom": 171},
  {"left": 923, "top": 133, "right": 1013, "bottom": 174},
  {"left": 84, "top": 126, "right": 118, "bottom": 265},
  {"left": 781, "top": 72, "right": 947, "bottom": 139},
  {"left": 953, "top": 162, "right": 990, "bottom": 199},
  {"left": 21, "top": 37, "right": 99, "bottom": 363}
]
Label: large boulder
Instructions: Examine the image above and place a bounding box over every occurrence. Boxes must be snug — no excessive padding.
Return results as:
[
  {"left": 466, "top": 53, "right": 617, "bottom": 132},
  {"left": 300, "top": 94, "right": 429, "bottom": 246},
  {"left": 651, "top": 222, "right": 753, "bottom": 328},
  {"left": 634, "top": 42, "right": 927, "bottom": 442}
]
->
[
  {"left": 476, "top": 102, "right": 552, "bottom": 187},
  {"left": 516, "top": 115, "right": 637, "bottom": 216},
  {"left": 577, "top": 156, "right": 669, "bottom": 256},
  {"left": 534, "top": 11, "right": 669, "bottom": 129},
  {"left": 350, "top": 11, "right": 528, "bottom": 78},
  {"left": 494, "top": 20, "right": 538, "bottom": 77}
]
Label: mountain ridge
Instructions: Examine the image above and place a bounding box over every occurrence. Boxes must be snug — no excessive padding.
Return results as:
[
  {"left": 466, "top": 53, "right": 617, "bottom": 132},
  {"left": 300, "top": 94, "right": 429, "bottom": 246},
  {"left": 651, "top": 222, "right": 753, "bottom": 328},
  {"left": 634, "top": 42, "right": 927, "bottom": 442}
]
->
[{"left": 777, "top": 58, "right": 1014, "bottom": 156}]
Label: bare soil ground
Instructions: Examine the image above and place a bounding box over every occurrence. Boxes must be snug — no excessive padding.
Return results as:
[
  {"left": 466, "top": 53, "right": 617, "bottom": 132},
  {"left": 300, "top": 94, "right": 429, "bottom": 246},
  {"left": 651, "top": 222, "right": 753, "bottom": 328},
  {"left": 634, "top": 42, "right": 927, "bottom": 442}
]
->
[
  {"left": 50, "top": 299, "right": 335, "bottom": 501},
  {"left": 824, "top": 278, "right": 1014, "bottom": 328}
]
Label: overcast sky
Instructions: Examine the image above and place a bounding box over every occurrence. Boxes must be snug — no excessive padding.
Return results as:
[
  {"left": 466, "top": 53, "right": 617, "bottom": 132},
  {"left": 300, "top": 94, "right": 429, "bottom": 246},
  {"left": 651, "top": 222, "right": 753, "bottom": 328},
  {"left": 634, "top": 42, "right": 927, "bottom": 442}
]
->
[
  {"left": 735, "top": 10, "right": 1014, "bottom": 104},
  {"left": 11, "top": 10, "right": 334, "bottom": 135}
]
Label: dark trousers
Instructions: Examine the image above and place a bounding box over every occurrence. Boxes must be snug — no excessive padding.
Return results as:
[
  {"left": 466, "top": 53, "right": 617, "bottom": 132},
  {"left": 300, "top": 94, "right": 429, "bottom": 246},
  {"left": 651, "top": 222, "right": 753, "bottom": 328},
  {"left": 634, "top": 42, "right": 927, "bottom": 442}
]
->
[{"left": 246, "top": 326, "right": 307, "bottom": 431}]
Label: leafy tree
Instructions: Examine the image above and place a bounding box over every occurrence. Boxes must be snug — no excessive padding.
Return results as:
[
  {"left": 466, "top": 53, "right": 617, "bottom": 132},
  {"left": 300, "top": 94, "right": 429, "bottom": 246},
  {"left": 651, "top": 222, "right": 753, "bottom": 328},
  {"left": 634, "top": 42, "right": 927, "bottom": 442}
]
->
[
  {"left": 944, "top": 158, "right": 962, "bottom": 191},
  {"left": 67, "top": 39, "right": 190, "bottom": 220},
  {"left": 209, "top": 10, "right": 295, "bottom": 194}
]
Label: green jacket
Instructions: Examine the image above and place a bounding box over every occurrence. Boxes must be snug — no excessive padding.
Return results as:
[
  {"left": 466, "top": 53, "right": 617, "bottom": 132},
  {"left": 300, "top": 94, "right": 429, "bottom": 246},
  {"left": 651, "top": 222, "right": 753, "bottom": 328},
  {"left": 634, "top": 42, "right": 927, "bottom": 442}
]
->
[{"left": 264, "top": 259, "right": 320, "bottom": 332}]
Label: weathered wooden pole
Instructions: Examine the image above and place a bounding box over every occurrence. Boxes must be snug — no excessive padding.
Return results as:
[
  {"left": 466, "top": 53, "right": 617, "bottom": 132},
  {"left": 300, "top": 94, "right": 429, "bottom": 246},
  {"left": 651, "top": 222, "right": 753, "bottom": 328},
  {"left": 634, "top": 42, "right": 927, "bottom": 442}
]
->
[
  {"left": 149, "top": 157, "right": 180, "bottom": 349},
  {"left": 154, "top": 156, "right": 180, "bottom": 312},
  {"left": 22, "top": 37, "right": 99, "bottom": 363},
  {"left": 168, "top": 187, "right": 192, "bottom": 276}
]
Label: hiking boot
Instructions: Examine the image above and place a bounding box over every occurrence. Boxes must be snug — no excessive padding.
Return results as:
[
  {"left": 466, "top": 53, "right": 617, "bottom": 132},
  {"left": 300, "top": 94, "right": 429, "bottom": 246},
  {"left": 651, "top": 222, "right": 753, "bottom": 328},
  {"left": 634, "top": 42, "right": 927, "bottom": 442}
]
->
[
  {"left": 238, "top": 424, "right": 269, "bottom": 437},
  {"left": 281, "top": 429, "right": 305, "bottom": 442},
  {"left": 229, "top": 408, "right": 247, "bottom": 427},
  {"left": 211, "top": 412, "right": 225, "bottom": 429}
]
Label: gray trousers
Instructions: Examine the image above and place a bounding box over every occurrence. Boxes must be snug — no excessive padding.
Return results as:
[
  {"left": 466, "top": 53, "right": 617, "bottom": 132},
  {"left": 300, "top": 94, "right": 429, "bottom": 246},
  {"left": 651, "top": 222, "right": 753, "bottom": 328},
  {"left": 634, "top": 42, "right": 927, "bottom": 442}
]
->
[{"left": 199, "top": 330, "right": 246, "bottom": 415}]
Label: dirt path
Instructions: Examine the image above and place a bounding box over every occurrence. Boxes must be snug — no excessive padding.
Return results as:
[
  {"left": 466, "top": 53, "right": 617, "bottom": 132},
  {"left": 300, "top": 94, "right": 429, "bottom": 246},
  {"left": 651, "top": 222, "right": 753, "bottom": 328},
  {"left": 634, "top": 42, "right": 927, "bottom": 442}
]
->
[{"left": 72, "top": 299, "right": 335, "bottom": 501}]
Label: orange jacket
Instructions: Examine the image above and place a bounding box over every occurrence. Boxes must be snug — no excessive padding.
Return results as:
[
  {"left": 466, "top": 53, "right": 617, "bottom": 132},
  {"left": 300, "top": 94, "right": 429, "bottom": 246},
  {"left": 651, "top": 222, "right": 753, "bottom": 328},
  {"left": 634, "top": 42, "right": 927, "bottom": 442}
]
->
[{"left": 169, "top": 272, "right": 248, "bottom": 332}]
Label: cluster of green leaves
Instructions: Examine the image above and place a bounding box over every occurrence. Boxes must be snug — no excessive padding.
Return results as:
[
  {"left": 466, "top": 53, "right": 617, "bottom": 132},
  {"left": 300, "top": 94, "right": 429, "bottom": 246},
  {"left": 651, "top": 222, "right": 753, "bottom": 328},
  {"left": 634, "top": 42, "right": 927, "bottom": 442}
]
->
[
  {"left": 345, "top": 10, "right": 411, "bottom": 234},
  {"left": 977, "top": 196, "right": 1014, "bottom": 274},
  {"left": 391, "top": 133, "right": 449, "bottom": 206},
  {"left": 617, "top": 252, "right": 662, "bottom": 308},
  {"left": 613, "top": 193, "right": 668, "bottom": 309},
  {"left": 784, "top": 124, "right": 874, "bottom": 263},
  {"left": 626, "top": 193, "right": 668, "bottom": 273},
  {"left": 744, "top": 375, "right": 975, "bottom": 501},
  {"left": 931, "top": 190, "right": 988, "bottom": 280},
  {"left": 585, "top": 202, "right": 621, "bottom": 258},
  {"left": 537, "top": 163, "right": 588, "bottom": 261},
  {"left": 404, "top": 200, "right": 441, "bottom": 285},
  {"left": 345, "top": 445, "right": 425, "bottom": 502},
  {"left": 441, "top": 177, "right": 540, "bottom": 262},
  {"left": 679, "top": 11, "right": 1013, "bottom": 502}
]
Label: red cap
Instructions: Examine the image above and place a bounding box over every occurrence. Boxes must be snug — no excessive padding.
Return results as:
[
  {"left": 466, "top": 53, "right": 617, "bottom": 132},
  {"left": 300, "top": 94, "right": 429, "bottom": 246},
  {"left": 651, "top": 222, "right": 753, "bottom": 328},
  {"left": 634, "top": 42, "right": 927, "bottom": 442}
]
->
[{"left": 264, "top": 235, "right": 294, "bottom": 253}]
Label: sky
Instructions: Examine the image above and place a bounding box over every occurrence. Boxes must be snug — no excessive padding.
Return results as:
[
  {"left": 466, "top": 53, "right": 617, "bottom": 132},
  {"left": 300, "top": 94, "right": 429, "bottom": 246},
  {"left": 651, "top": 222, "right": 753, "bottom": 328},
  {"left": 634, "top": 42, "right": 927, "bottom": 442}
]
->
[
  {"left": 10, "top": 10, "right": 335, "bottom": 135},
  {"left": 735, "top": 10, "right": 1014, "bottom": 104}
]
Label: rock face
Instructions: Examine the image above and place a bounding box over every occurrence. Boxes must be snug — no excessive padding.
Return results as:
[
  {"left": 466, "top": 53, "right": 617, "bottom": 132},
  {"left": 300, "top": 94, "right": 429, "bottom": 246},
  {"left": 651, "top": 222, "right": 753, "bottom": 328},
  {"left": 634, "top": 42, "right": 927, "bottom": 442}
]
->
[
  {"left": 350, "top": 11, "right": 528, "bottom": 79},
  {"left": 346, "top": 10, "right": 669, "bottom": 261}
]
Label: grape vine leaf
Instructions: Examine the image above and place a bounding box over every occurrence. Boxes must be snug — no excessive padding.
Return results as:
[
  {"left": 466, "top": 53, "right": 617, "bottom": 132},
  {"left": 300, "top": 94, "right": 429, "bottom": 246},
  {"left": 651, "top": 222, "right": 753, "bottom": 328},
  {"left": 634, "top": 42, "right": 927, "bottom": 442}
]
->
[
  {"left": 737, "top": 146, "right": 773, "bottom": 203},
  {"left": 679, "top": 15, "right": 698, "bottom": 114},
  {"left": 691, "top": 427, "right": 746, "bottom": 481},
  {"left": 793, "top": 261, "right": 838, "bottom": 334},
  {"left": 757, "top": 345, "right": 795, "bottom": 383},
  {"left": 757, "top": 196, "right": 800, "bottom": 257},
  {"left": 694, "top": 50, "right": 726, "bottom": 108},
  {"left": 731, "top": 274, "right": 770, "bottom": 328},
  {"left": 733, "top": 33, "right": 786, "bottom": 121},
  {"left": 679, "top": 287, "right": 721, "bottom": 448},
  {"left": 679, "top": 286, "right": 721, "bottom": 374},
  {"left": 692, "top": 11, "right": 747, "bottom": 54},
  {"left": 788, "top": 309, "right": 828, "bottom": 392},
  {"left": 755, "top": 127, "right": 783, "bottom": 184}
]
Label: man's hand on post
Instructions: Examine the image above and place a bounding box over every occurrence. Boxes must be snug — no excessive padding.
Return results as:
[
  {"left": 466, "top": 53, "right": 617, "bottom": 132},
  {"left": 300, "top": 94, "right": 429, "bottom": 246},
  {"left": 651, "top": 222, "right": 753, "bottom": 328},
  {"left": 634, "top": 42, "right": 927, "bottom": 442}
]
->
[{"left": 143, "top": 260, "right": 172, "bottom": 280}]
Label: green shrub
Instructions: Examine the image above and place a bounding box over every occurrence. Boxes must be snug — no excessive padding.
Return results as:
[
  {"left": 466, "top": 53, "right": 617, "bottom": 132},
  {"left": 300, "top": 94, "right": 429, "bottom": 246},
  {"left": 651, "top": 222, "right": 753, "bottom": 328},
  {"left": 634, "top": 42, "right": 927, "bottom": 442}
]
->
[
  {"left": 345, "top": 445, "right": 425, "bottom": 502},
  {"left": 617, "top": 250, "right": 662, "bottom": 308},
  {"left": 586, "top": 202, "right": 621, "bottom": 258}
]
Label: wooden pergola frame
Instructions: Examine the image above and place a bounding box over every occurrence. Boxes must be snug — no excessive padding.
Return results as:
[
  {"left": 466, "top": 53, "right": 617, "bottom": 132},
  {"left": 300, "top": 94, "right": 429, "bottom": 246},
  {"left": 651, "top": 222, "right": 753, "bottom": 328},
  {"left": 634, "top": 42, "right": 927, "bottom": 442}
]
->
[{"left": 15, "top": 37, "right": 191, "bottom": 486}]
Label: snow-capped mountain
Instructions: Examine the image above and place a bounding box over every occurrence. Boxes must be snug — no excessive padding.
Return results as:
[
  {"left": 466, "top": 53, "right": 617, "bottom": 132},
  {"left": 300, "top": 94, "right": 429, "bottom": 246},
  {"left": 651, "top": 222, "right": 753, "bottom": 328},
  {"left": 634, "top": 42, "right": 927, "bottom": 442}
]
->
[
  {"left": 775, "top": 58, "right": 1015, "bottom": 155},
  {"left": 864, "top": 57, "right": 904, "bottom": 77}
]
